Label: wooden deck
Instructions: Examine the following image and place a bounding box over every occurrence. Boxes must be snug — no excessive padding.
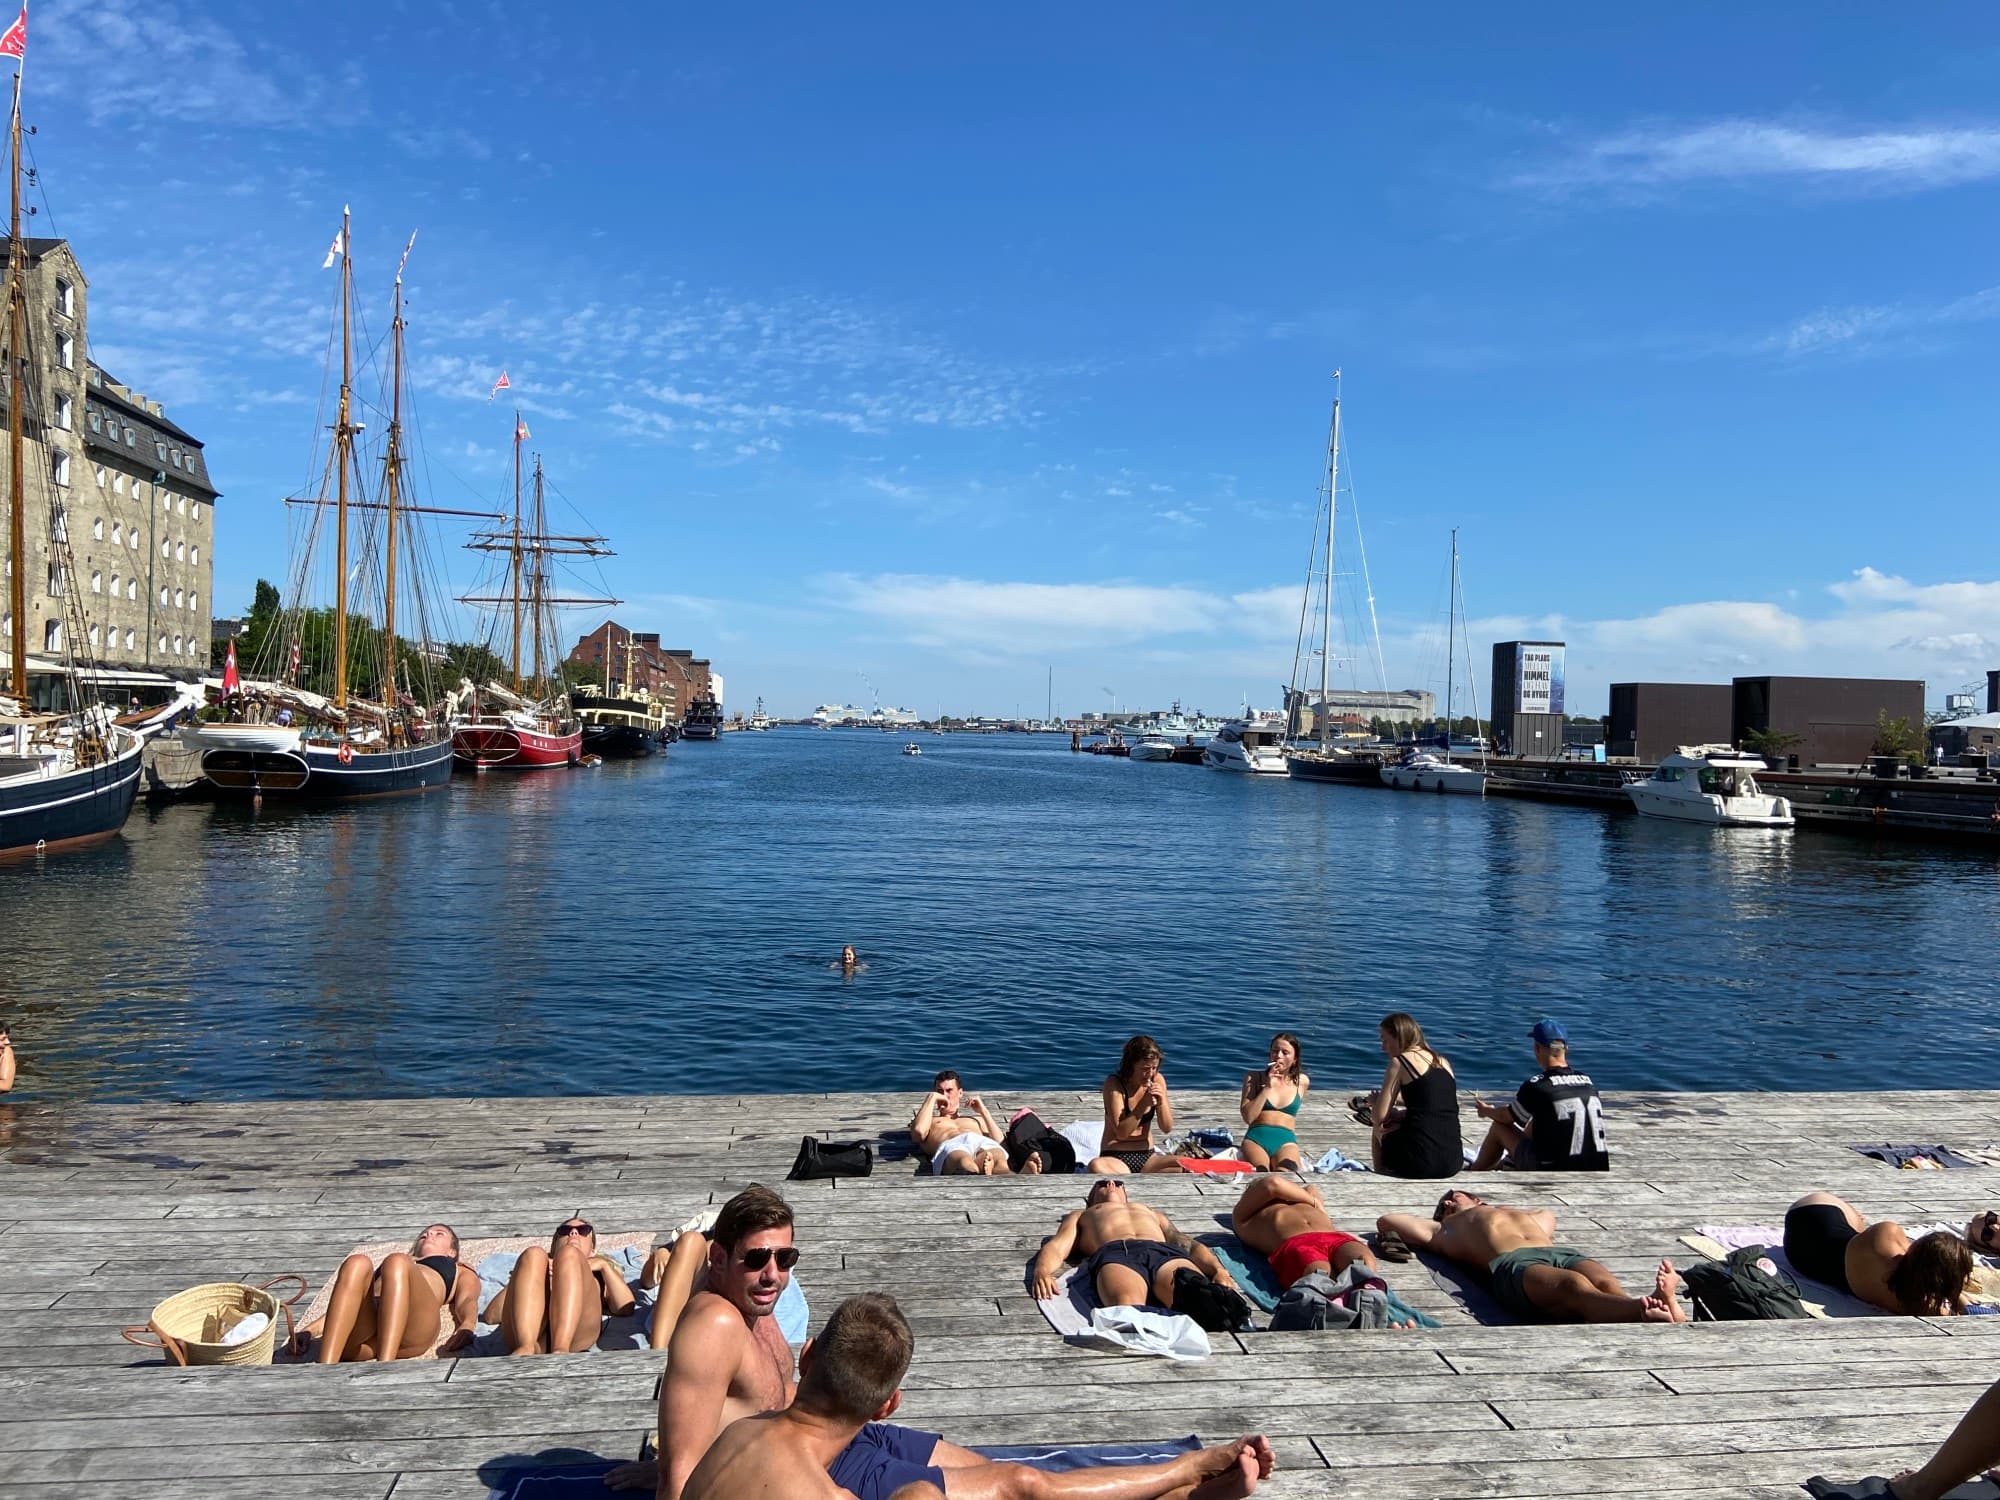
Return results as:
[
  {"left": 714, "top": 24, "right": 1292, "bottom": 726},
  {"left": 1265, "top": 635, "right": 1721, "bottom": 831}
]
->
[{"left": 4, "top": 1087, "right": 1999, "bottom": 1498}]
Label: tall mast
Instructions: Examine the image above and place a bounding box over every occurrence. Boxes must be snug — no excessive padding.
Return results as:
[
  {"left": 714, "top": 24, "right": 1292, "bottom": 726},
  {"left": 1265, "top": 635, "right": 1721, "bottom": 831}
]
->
[
  {"left": 1319, "top": 388, "right": 1340, "bottom": 752},
  {"left": 530, "top": 454, "right": 546, "bottom": 692},
  {"left": 332, "top": 206, "right": 353, "bottom": 711},
  {"left": 382, "top": 252, "right": 404, "bottom": 716},
  {"left": 5, "top": 69, "right": 25, "bottom": 701},
  {"left": 509, "top": 409, "right": 522, "bottom": 694},
  {"left": 1443, "top": 528, "right": 1457, "bottom": 766}
]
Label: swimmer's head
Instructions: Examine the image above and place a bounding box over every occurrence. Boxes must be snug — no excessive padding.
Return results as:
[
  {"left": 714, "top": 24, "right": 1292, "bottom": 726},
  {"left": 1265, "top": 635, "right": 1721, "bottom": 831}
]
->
[{"left": 840, "top": 945, "right": 857, "bottom": 966}]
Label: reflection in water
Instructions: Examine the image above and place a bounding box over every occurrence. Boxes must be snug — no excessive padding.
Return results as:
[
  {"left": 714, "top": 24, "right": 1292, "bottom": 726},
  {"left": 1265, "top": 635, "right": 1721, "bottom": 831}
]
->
[{"left": 3, "top": 733, "right": 1998, "bottom": 1103}]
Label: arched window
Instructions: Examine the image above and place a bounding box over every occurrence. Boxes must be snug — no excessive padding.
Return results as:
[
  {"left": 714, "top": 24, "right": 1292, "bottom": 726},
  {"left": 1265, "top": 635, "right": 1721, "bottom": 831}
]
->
[
  {"left": 44, "top": 619, "right": 62, "bottom": 651},
  {"left": 91, "top": 570, "right": 102, "bottom": 593},
  {"left": 88, "top": 624, "right": 99, "bottom": 648},
  {"left": 191, "top": 501, "right": 202, "bottom": 522},
  {"left": 124, "top": 628, "right": 136, "bottom": 650},
  {"left": 157, "top": 634, "right": 167, "bottom": 654},
  {"left": 110, "top": 573, "right": 120, "bottom": 596},
  {"left": 127, "top": 579, "right": 137, "bottom": 599},
  {"left": 92, "top": 517, "right": 103, "bottom": 540},
  {"left": 172, "top": 634, "right": 183, "bottom": 654},
  {"left": 110, "top": 523, "right": 122, "bottom": 544},
  {"left": 175, "top": 541, "right": 185, "bottom": 562},
  {"left": 190, "top": 591, "right": 200, "bottom": 612},
  {"left": 158, "top": 586, "right": 169, "bottom": 607},
  {"left": 160, "top": 538, "right": 170, "bottom": 558},
  {"left": 191, "top": 546, "right": 200, "bottom": 565},
  {"left": 174, "top": 589, "right": 184, "bottom": 608},
  {"left": 128, "top": 531, "right": 138, "bottom": 552}
]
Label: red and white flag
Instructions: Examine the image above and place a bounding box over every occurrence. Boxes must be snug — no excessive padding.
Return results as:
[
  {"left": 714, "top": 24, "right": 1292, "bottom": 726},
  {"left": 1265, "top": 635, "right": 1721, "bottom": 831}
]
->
[
  {"left": 287, "top": 638, "right": 301, "bottom": 683},
  {"left": 515, "top": 416, "right": 531, "bottom": 442},
  {"left": 0, "top": 7, "right": 27, "bottom": 61},
  {"left": 221, "top": 637, "right": 240, "bottom": 696},
  {"left": 488, "top": 371, "right": 510, "bottom": 401}
]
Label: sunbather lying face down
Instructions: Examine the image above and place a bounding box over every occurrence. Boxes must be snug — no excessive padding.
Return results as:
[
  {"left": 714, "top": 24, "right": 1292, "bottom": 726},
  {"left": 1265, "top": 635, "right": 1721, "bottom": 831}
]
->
[
  {"left": 293, "top": 1222, "right": 483, "bottom": 1363},
  {"left": 479, "top": 1215, "right": 637, "bottom": 1356},
  {"left": 1378, "top": 1192, "right": 1685, "bottom": 1324},
  {"left": 1028, "top": 1179, "right": 1240, "bottom": 1311},
  {"left": 1783, "top": 1193, "right": 1975, "bottom": 1316},
  {"left": 1230, "top": 1175, "right": 1377, "bottom": 1287}
]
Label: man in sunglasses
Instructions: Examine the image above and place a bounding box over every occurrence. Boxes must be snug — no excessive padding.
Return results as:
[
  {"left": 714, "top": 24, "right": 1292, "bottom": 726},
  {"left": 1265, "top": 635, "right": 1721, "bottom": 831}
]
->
[{"left": 482, "top": 1216, "right": 635, "bottom": 1356}]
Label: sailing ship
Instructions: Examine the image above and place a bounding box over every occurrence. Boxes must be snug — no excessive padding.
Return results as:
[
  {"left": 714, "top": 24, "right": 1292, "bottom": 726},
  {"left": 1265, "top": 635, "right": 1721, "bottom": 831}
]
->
[
  {"left": 1283, "top": 380, "right": 1391, "bottom": 787},
  {"left": 1381, "top": 528, "right": 1487, "bottom": 795},
  {"left": 450, "top": 416, "right": 614, "bottom": 770},
  {"left": 1, "top": 51, "right": 144, "bottom": 855},
  {"left": 185, "top": 211, "right": 457, "bottom": 798}
]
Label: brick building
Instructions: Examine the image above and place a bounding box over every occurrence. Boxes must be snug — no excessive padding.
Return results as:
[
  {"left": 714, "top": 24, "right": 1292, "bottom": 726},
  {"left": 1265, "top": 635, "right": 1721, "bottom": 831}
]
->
[
  {"left": 569, "top": 620, "right": 680, "bottom": 718},
  {"left": 1, "top": 237, "right": 218, "bottom": 673}
]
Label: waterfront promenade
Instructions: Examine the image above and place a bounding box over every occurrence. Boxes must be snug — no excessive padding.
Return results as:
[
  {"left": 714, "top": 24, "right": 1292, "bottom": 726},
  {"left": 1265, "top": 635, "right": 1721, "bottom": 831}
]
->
[{"left": 4, "top": 1087, "right": 1999, "bottom": 1497}]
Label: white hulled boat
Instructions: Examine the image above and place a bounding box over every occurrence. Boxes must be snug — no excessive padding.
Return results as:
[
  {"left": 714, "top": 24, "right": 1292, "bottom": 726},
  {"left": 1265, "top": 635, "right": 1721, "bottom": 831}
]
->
[
  {"left": 1203, "top": 715, "right": 1290, "bottom": 774},
  {"left": 1129, "top": 736, "right": 1177, "bottom": 762},
  {"left": 1380, "top": 528, "right": 1486, "bottom": 797},
  {"left": 1627, "top": 746, "right": 1794, "bottom": 827}
]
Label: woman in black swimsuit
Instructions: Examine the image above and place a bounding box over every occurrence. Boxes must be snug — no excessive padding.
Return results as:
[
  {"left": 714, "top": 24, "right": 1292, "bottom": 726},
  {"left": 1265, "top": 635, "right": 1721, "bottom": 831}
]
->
[
  {"left": 300, "top": 1222, "right": 482, "bottom": 1363},
  {"left": 1369, "top": 1012, "right": 1463, "bottom": 1179},
  {"left": 1089, "top": 1035, "right": 1184, "bottom": 1175}
]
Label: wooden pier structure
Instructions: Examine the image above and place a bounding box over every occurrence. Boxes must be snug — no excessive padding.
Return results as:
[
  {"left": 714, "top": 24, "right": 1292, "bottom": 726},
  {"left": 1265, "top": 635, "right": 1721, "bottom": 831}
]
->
[{"left": 4, "top": 1088, "right": 1998, "bottom": 1497}]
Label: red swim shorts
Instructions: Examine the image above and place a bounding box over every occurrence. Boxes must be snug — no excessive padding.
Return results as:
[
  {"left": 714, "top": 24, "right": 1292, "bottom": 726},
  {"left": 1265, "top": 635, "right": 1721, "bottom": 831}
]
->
[{"left": 1271, "top": 1230, "right": 1361, "bottom": 1289}]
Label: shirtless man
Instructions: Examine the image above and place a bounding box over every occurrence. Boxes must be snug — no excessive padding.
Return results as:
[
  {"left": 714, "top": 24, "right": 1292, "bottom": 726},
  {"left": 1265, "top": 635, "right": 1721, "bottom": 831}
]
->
[
  {"left": 1030, "top": 1180, "right": 1237, "bottom": 1310},
  {"left": 639, "top": 1186, "right": 1270, "bottom": 1500},
  {"left": 1782, "top": 1192, "right": 1974, "bottom": 1315},
  {"left": 683, "top": 1292, "right": 1274, "bottom": 1500},
  {"left": 911, "top": 1071, "right": 1019, "bottom": 1176},
  {"left": 483, "top": 1215, "right": 636, "bottom": 1356},
  {"left": 1230, "top": 1175, "right": 1377, "bottom": 1288},
  {"left": 1378, "top": 1189, "right": 1685, "bottom": 1324}
]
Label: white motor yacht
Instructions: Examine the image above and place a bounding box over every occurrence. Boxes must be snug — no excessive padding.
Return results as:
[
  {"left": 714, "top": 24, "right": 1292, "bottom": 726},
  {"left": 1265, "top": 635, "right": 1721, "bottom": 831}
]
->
[
  {"left": 1380, "top": 749, "right": 1487, "bottom": 795},
  {"left": 901, "top": 742, "right": 922, "bottom": 756},
  {"left": 1627, "top": 745, "right": 1793, "bottom": 826},
  {"left": 1203, "top": 716, "right": 1290, "bottom": 774},
  {"left": 1129, "top": 737, "right": 1177, "bottom": 762}
]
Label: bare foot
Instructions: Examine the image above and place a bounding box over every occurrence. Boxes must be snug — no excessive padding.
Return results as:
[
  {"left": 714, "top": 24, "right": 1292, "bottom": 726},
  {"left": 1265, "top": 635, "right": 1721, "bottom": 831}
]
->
[
  {"left": 602, "top": 1457, "right": 656, "bottom": 1491},
  {"left": 1022, "top": 1153, "right": 1044, "bottom": 1175},
  {"left": 1186, "top": 1436, "right": 1276, "bottom": 1498},
  {"left": 1650, "top": 1259, "right": 1687, "bottom": 1323}
]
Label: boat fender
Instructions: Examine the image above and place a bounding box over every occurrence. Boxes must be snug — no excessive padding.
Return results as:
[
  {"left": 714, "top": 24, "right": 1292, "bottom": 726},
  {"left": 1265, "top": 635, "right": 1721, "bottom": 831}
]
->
[{"left": 337, "top": 743, "right": 354, "bottom": 765}]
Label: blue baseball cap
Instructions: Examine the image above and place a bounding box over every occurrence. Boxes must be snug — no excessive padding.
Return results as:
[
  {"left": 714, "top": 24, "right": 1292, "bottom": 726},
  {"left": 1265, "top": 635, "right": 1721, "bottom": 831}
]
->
[{"left": 1529, "top": 1019, "right": 1568, "bottom": 1046}]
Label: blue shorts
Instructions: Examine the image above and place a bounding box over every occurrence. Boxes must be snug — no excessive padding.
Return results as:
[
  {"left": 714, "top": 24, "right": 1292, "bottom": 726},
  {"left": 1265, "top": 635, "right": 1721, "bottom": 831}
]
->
[{"left": 827, "top": 1421, "right": 945, "bottom": 1500}]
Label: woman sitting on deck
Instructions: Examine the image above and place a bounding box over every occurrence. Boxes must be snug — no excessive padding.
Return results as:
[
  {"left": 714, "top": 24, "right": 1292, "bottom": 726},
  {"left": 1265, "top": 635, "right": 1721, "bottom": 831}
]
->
[
  {"left": 1088, "top": 1034, "right": 1184, "bottom": 1174},
  {"left": 1239, "top": 1031, "right": 1310, "bottom": 1171},
  {"left": 1366, "top": 1012, "right": 1463, "bottom": 1179},
  {"left": 481, "top": 1216, "right": 637, "bottom": 1355},
  {"left": 296, "top": 1222, "right": 481, "bottom": 1363}
]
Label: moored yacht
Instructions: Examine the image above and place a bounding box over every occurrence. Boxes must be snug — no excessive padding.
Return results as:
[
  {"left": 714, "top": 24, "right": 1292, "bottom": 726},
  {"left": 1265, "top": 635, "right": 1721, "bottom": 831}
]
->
[
  {"left": 1203, "top": 716, "right": 1290, "bottom": 774},
  {"left": 1129, "top": 736, "right": 1177, "bottom": 762},
  {"left": 1627, "top": 746, "right": 1794, "bottom": 827},
  {"left": 1380, "top": 749, "right": 1486, "bottom": 795}
]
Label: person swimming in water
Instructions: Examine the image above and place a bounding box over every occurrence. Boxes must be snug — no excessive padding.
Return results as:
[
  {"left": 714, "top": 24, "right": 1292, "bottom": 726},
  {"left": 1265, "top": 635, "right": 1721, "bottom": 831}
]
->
[{"left": 833, "top": 944, "right": 866, "bottom": 974}]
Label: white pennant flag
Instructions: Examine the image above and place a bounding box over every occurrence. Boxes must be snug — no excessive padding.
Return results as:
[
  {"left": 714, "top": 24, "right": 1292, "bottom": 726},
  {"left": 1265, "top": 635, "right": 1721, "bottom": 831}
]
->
[{"left": 322, "top": 207, "right": 349, "bottom": 269}]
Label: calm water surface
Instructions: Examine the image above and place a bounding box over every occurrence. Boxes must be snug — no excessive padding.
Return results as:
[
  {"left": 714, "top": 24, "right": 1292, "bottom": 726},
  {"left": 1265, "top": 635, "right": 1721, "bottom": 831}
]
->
[{"left": 4, "top": 730, "right": 1997, "bottom": 1103}]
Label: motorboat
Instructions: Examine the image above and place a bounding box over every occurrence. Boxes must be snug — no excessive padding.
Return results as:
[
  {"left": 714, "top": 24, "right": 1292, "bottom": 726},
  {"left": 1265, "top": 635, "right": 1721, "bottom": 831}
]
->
[
  {"left": 1627, "top": 745, "right": 1794, "bottom": 827},
  {"left": 1380, "top": 749, "right": 1487, "bottom": 795},
  {"left": 1129, "top": 737, "right": 1177, "bottom": 762},
  {"left": 901, "top": 742, "right": 922, "bottom": 756},
  {"left": 1203, "top": 716, "right": 1290, "bottom": 774}
]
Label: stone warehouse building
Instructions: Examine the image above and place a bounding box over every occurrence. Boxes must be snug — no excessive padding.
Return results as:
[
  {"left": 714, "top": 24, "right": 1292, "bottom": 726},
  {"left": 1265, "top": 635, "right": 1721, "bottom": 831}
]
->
[{"left": 1, "top": 237, "right": 218, "bottom": 673}]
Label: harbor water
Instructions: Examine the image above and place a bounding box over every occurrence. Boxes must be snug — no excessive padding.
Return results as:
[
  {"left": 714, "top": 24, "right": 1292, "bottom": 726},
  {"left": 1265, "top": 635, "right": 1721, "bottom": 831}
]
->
[{"left": 4, "top": 730, "right": 1997, "bottom": 1104}]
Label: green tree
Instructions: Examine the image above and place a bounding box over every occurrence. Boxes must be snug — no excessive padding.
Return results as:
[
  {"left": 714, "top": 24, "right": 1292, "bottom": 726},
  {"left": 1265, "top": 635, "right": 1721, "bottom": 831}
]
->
[
  {"left": 1741, "top": 726, "right": 1803, "bottom": 762},
  {"left": 1870, "top": 711, "right": 1921, "bottom": 764}
]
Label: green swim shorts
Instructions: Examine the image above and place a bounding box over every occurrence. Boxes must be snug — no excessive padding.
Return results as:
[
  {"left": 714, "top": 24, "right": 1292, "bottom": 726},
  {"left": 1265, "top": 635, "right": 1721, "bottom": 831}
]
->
[{"left": 1486, "top": 1245, "right": 1590, "bottom": 1321}]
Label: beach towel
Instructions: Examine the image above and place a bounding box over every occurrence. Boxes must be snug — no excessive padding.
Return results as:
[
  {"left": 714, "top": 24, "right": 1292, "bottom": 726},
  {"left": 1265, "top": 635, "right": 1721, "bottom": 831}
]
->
[
  {"left": 1851, "top": 1144, "right": 1984, "bottom": 1170},
  {"left": 1309, "top": 1146, "right": 1370, "bottom": 1173},
  {"left": 1202, "top": 1233, "right": 1438, "bottom": 1327},
  {"left": 1177, "top": 1159, "right": 1257, "bottom": 1175},
  {"left": 1030, "top": 1262, "right": 1214, "bottom": 1355},
  {"left": 1059, "top": 1120, "right": 1103, "bottom": 1168},
  {"left": 1807, "top": 1477, "right": 2000, "bottom": 1500},
  {"left": 485, "top": 1459, "right": 623, "bottom": 1498},
  {"left": 1682, "top": 1227, "right": 1876, "bottom": 1318}
]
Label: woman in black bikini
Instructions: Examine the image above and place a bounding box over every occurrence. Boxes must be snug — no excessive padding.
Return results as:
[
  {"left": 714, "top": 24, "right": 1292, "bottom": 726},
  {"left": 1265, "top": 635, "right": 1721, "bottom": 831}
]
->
[
  {"left": 1367, "top": 1012, "right": 1463, "bottom": 1179},
  {"left": 1089, "top": 1035, "right": 1184, "bottom": 1175},
  {"left": 299, "top": 1222, "right": 482, "bottom": 1362}
]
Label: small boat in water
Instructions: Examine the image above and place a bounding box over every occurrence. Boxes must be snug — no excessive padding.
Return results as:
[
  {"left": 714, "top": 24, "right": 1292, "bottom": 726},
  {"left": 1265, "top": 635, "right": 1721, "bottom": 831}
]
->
[
  {"left": 901, "top": 742, "right": 922, "bottom": 756},
  {"left": 1129, "top": 736, "right": 1177, "bottom": 762},
  {"left": 1204, "top": 716, "right": 1290, "bottom": 774},
  {"left": 1285, "top": 745, "right": 1384, "bottom": 784},
  {"left": 1380, "top": 749, "right": 1487, "bottom": 795},
  {"left": 681, "top": 694, "right": 723, "bottom": 741},
  {"left": 1627, "top": 746, "right": 1794, "bottom": 827}
]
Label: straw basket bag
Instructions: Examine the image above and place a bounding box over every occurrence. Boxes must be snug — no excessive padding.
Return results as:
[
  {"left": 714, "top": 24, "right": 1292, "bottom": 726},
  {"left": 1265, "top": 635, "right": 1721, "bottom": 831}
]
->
[{"left": 120, "top": 1276, "right": 306, "bottom": 1368}]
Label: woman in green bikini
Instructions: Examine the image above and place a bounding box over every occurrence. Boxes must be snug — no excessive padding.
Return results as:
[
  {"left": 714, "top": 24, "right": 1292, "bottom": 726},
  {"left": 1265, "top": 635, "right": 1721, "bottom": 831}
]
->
[{"left": 1240, "top": 1032, "right": 1309, "bottom": 1171}]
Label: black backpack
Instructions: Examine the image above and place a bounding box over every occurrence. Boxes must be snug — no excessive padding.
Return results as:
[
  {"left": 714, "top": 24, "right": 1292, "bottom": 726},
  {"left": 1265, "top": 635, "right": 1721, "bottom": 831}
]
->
[
  {"left": 1001, "top": 1111, "right": 1077, "bottom": 1176},
  {"left": 1171, "top": 1267, "right": 1254, "bottom": 1332},
  {"left": 1682, "top": 1246, "right": 1808, "bottom": 1321},
  {"left": 787, "top": 1137, "right": 873, "bottom": 1181}
]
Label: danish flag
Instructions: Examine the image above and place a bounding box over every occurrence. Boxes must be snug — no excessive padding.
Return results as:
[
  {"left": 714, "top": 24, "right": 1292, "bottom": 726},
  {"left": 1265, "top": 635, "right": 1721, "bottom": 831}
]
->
[
  {"left": 488, "top": 371, "right": 509, "bottom": 401},
  {"left": 221, "top": 637, "right": 240, "bottom": 696},
  {"left": 0, "top": 8, "right": 26, "bottom": 61},
  {"left": 515, "top": 417, "right": 531, "bottom": 442}
]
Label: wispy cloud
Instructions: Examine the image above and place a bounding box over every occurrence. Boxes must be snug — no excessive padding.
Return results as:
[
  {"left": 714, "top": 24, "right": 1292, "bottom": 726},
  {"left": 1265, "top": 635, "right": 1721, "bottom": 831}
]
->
[
  {"left": 1754, "top": 284, "right": 2000, "bottom": 359},
  {"left": 1510, "top": 119, "right": 2000, "bottom": 196}
]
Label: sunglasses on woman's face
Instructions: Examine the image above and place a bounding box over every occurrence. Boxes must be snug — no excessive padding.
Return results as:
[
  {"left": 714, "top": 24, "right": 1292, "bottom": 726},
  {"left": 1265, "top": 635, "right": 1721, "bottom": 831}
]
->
[
  {"left": 557, "top": 1222, "right": 594, "bottom": 1239},
  {"left": 1976, "top": 1212, "right": 1999, "bottom": 1250},
  {"left": 737, "top": 1246, "right": 800, "bottom": 1271}
]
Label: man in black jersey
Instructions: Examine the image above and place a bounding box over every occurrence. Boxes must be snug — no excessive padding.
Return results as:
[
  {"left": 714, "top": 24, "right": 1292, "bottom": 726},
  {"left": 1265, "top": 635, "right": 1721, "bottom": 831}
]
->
[{"left": 1471, "top": 1019, "right": 1609, "bottom": 1171}]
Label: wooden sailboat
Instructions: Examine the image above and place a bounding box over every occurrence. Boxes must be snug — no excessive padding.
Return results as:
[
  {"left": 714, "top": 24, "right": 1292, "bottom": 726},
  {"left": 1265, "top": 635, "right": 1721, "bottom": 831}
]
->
[
  {"left": 0, "top": 48, "right": 144, "bottom": 856},
  {"left": 187, "top": 211, "right": 459, "bottom": 798},
  {"left": 450, "top": 417, "right": 615, "bottom": 770}
]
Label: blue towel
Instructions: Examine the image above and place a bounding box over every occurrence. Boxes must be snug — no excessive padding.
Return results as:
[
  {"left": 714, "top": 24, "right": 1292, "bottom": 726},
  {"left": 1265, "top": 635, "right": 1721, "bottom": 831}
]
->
[
  {"left": 1203, "top": 1234, "right": 1438, "bottom": 1328},
  {"left": 1311, "top": 1146, "right": 1370, "bottom": 1172},
  {"left": 973, "top": 1436, "right": 1203, "bottom": 1470},
  {"left": 485, "top": 1459, "right": 620, "bottom": 1497}
]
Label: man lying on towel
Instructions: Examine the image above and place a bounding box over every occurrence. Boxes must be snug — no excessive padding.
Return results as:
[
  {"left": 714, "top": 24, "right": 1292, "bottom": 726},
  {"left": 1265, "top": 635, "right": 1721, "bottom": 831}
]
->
[
  {"left": 684, "top": 1292, "right": 1274, "bottom": 1500},
  {"left": 1230, "top": 1175, "right": 1378, "bottom": 1287},
  {"left": 910, "top": 1071, "right": 1028, "bottom": 1176},
  {"left": 617, "top": 1185, "right": 1263, "bottom": 1500},
  {"left": 1378, "top": 1189, "right": 1686, "bottom": 1324},
  {"left": 1029, "top": 1179, "right": 1238, "bottom": 1309}
]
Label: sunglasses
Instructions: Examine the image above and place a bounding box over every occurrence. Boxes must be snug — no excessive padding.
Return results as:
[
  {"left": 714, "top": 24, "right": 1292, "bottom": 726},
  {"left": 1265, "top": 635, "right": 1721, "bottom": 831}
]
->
[
  {"left": 1976, "top": 1212, "right": 1999, "bottom": 1250},
  {"left": 557, "top": 1222, "right": 594, "bottom": 1238},
  {"left": 738, "top": 1246, "right": 800, "bottom": 1271}
]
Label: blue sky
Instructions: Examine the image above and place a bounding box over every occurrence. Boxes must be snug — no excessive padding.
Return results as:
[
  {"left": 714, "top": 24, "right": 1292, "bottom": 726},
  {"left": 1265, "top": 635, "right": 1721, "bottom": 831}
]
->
[{"left": 29, "top": 1, "right": 2000, "bottom": 715}]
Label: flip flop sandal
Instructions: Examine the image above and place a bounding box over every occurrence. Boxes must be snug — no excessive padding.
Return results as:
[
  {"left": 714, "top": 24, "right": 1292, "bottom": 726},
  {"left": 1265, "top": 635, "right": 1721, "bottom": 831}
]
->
[
  {"left": 1375, "top": 1229, "right": 1413, "bottom": 1263},
  {"left": 1347, "top": 1094, "right": 1374, "bottom": 1126}
]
